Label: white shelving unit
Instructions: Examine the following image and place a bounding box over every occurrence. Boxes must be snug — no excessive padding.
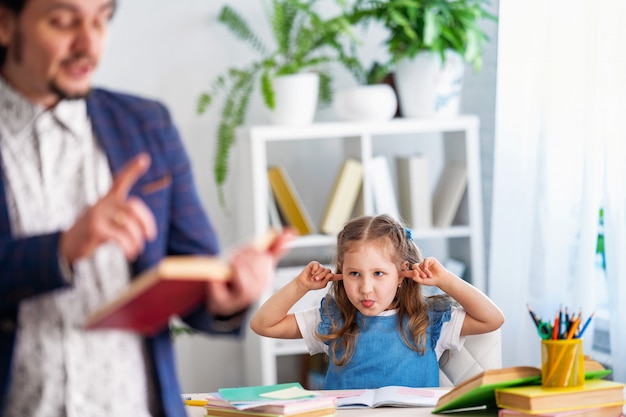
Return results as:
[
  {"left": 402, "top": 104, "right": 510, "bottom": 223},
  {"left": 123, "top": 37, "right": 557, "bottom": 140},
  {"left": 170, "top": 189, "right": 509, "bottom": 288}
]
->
[{"left": 235, "top": 116, "right": 484, "bottom": 387}]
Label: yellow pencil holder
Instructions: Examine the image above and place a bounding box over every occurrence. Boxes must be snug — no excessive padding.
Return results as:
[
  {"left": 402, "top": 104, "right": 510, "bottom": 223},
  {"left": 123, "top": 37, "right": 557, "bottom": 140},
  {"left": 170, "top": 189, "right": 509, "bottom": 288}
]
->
[{"left": 541, "top": 339, "right": 585, "bottom": 389}]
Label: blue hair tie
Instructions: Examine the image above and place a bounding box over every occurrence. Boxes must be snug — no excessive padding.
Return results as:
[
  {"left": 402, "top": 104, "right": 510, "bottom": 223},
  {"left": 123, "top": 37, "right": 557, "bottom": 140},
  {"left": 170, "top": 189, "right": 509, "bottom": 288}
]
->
[{"left": 405, "top": 227, "right": 413, "bottom": 240}]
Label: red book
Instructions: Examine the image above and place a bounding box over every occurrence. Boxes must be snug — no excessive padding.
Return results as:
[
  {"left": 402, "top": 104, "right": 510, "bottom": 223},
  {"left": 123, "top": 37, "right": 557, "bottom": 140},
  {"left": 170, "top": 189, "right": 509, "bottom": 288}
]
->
[
  {"left": 84, "top": 230, "right": 279, "bottom": 336},
  {"left": 84, "top": 256, "right": 233, "bottom": 335}
]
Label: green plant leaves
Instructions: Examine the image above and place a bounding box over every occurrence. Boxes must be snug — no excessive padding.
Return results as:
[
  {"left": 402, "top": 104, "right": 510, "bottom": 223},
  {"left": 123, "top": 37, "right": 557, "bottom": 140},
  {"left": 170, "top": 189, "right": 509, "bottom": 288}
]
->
[
  {"left": 201, "top": 0, "right": 496, "bottom": 207},
  {"left": 219, "top": 5, "right": 268, "bottom": 55},
  {"left": 348, "top": 0, "right": 496, "bottom": 78}
]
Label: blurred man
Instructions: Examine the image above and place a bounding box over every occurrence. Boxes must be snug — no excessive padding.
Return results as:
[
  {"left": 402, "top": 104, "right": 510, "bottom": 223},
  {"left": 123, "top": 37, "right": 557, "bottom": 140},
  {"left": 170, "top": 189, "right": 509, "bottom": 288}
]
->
[{"left": 0, "top": 0, "right": 292, "bottom": 415}]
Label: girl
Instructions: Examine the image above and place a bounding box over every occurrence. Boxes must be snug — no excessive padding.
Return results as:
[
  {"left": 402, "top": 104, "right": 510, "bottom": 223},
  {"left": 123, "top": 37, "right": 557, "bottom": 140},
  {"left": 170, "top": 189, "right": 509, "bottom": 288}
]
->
[{"left": 250, "top": 214, "right": 504, "bottom": 389}]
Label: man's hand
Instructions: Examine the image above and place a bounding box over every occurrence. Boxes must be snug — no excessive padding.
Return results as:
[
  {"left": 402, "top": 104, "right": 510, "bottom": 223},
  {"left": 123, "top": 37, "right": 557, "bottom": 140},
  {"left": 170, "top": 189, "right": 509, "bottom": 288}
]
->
[
  {"left": 60, "top": 153, "right": 157, "bottom": 264},
  {"left": 206, "top": 228, "right": 296, "bottom": 317}
]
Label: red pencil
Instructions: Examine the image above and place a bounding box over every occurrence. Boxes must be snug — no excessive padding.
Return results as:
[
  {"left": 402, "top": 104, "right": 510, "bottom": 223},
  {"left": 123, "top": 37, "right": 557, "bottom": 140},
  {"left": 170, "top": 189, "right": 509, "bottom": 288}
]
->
[{"left": 552, "top": 312, "right": 560, "bottom": 340}]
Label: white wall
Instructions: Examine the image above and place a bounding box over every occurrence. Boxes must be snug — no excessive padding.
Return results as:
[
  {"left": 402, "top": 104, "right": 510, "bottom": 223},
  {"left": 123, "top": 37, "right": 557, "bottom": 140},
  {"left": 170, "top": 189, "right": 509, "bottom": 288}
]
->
[
  {"left": 94, "top": 0, "right": 260, "bottom": 393},
  {"left": 94, "top": 0, "right": 499, "bottom": 392}
]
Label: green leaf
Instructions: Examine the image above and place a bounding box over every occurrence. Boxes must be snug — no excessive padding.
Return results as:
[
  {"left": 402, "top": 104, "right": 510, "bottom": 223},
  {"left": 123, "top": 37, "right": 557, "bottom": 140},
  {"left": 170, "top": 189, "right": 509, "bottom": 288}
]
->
[
  {"left": 260, "top": 69, "right": 275, "bottom": 110},
  {"left": 423, "top": 6, "right": 440, "bottom": 46},
  {"left": 197, "top": 93, "right": 212, "bottom": 114},
  {"left": 219, "top": 5, "right": 268, "bottom": 55},
  {"left": 464, "top": 29, "right": 481, "bottom": 67},
  {"left": 318, "top": 71, "right": 332, "bottom": 106}
]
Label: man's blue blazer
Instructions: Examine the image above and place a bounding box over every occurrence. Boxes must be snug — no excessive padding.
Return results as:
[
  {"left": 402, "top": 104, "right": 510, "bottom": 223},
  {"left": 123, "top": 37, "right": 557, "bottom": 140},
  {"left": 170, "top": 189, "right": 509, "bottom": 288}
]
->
[{"left": 0, "top": 88, "right": 235, "bottom": 417}]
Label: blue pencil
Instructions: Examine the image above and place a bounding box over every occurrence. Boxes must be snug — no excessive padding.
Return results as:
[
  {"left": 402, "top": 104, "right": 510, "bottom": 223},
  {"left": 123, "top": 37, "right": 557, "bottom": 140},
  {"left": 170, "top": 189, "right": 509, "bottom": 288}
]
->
[{"left": 577, "top": 311, "right": 595, "bottom": 338}]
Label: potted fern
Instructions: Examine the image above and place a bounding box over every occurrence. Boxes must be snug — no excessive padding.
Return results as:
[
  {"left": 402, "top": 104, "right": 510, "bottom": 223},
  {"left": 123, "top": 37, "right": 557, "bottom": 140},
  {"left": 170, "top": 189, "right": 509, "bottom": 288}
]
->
[
  {"left": 348, "top": 0, "right": 496, "bottom": 118},
  {"left": 198, "top": 0, "right": 361, "bottom": 205}
]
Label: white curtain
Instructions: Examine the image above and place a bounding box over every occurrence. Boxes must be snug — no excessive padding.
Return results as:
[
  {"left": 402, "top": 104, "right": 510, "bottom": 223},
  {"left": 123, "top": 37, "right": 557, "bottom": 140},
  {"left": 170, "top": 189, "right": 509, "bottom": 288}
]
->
[{"left": 490, "top": 0, "right": 626, "bottom": 383}]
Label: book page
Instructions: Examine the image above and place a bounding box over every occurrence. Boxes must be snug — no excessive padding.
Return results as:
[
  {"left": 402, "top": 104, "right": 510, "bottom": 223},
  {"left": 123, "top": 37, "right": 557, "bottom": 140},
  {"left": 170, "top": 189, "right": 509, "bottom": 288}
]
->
[
  {"left": 335, "top": 390, "right": 376, "bottom": 408},
  {"left": 373, "top": 386, "right": 447, "bottom": 407}
]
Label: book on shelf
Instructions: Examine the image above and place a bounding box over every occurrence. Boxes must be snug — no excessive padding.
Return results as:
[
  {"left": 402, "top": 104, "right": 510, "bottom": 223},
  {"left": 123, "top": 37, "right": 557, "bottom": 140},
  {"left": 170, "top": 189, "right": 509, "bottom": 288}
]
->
[
  {"left": 432, "top": 163, "right": 468, "bottom": 228},
  {"left": 333, "top": 386, "right": 447, "bottom": 409},
  {"left": 432, "top": 360, "right": 613, "bottom": 414},
  {"left": 396, "top": 154, "right": 433, "bottom": 229},
  {"left": 498, "top": 404, "right": 625, "bottom": 417},
  {"left": 267, "top": 184, "right": 284, "bottom": 231},
  {"left": 320, "top": 158, "right": 363, "bottom": 235},
  {"left": 495, "top": 379, "right": 626, "bottom": 415},
  {"left": 268, "top": 165, "right": 315, "bottom": 236},
  {"left": 84, "top": 230, "right": 279, "bottom": 336},
  {"left": 368, "top": 155, "right": 401, "bottom": 220}
]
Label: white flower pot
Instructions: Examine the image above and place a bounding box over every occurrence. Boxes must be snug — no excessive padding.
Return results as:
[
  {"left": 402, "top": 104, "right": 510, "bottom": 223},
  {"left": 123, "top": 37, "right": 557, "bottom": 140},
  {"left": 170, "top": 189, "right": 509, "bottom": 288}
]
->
[
  {"left": 269, "top": 72, "right": 319, "bottom": 126},
  {"left": 395, "top": 50, "right": 465, "bottom": 119},
  {"left": 333, "top": 84, "right": 398, "bottom": 122}
]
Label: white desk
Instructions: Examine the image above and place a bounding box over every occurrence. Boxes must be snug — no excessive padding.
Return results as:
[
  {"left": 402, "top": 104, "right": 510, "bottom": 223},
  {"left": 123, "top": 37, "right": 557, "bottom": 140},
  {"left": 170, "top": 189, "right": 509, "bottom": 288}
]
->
[{"left": 185, "top": 403, "right": 499, "bottom": 417}]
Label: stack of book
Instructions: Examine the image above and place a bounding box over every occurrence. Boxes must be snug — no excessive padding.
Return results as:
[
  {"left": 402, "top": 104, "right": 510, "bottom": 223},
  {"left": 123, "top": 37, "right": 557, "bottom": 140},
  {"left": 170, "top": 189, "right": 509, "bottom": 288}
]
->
[
  {"left": 495, "top": 379, "right": 625, "bottom": 417},
  {"left": 432, "top": 360, "right": 622, "bottom": 416},
  {"left": 190, "top": 382, "right": 337, "bottom": 417}
]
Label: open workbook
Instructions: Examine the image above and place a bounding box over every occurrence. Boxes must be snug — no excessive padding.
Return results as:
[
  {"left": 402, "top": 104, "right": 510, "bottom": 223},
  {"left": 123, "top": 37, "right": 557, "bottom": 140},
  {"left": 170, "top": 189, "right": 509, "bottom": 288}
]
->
[
  {"left": 333, "top": 386, "right": 448, "bottom": 409},
  {"left": 84, "top": 231, "right": 278, "bottom": 336}
]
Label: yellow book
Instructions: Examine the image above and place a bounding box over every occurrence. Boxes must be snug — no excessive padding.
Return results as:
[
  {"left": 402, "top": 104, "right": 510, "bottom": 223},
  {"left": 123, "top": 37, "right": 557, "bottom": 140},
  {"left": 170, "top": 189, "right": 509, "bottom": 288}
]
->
[
  {"left": 268, "top": 166, "right": 315, "bottom": 236},
  {"left": 498, "top": 404, "right": 625, "bottom": 417},
  {"left": 320, "top": 159, "right": 363, "bottom": 235},
  {"left": 495, "top": 379, "right": 626, "bottom": 415}
]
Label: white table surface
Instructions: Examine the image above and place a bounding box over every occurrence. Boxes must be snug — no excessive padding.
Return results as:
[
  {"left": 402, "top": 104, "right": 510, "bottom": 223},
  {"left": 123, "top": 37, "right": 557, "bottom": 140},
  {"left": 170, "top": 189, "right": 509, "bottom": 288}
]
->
[
  {"left": 183, "top": 393, "right": 500, "bottom": 417},
  {"left": 186, "top": 404, "right": 497, "bottom": 417}
]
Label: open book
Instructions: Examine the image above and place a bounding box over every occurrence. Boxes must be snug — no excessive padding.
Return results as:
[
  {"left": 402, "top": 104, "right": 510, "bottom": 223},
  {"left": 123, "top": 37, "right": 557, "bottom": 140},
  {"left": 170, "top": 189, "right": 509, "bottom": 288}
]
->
[
  {"left": 333, "top": 386, "right": 448, "bottom": 409},
  {"left": 84, "top": 231, "right": 278, "bottom": 336}
]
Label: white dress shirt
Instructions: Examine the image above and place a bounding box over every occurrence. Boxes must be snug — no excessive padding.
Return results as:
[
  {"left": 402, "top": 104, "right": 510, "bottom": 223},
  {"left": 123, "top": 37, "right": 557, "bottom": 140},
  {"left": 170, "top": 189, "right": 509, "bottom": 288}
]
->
[{"left": 0, "top": 78, "right": 155, "bottom": 417}]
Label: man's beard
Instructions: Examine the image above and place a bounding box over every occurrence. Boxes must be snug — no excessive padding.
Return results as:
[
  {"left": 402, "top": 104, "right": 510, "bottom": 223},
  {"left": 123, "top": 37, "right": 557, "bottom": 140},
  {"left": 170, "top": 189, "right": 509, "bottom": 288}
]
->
[
  {"left": 48, "top": 54, "right": 95, "bottom": 100},
  {"left": 49, "top": 79, "right": 91, "bottom": 101}
]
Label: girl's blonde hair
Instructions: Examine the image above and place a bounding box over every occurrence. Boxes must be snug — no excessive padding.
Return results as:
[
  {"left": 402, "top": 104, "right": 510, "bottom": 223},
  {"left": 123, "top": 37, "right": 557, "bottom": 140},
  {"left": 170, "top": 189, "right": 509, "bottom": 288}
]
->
[{"left": 317, "top": 214, "right": 450, "bottom": 366}]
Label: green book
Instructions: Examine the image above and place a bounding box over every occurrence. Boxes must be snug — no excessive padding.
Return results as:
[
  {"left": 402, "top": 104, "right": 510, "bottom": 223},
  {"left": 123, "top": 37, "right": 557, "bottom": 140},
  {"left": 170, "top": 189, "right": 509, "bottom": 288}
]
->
[
  {"left": 433, "top": 367, "right": 542, "bottom": 413},
  {"left": 219, "top": 382, "right": 314, "bottom": 403}
]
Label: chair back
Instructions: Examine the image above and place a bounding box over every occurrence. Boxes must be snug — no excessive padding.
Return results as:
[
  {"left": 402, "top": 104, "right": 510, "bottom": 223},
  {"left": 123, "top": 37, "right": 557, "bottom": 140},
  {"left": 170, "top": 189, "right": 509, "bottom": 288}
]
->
[{"left": 438, "top": 328, "right": 502, "bottom": 386}]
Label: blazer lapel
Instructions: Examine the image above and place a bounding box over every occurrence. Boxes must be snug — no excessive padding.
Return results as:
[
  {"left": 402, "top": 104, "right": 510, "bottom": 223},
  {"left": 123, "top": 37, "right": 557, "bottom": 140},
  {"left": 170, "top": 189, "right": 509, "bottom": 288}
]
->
[{"left": 86, "top": 89, "right": 140, "bottom": 176}]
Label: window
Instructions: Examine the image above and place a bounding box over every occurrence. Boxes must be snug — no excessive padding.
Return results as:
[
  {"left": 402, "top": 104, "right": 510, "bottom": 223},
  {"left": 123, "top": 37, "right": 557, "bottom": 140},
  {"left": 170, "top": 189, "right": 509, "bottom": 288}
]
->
[{"left": 592, "top": 208, "right": 611, "bottom": 370}]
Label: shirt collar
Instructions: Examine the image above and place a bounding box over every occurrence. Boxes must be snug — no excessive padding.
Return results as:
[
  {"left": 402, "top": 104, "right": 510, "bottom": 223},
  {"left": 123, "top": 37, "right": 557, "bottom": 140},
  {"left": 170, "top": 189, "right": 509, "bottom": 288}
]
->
[{"left": 0, "top": 75, "right": 88, "bottom": 140}]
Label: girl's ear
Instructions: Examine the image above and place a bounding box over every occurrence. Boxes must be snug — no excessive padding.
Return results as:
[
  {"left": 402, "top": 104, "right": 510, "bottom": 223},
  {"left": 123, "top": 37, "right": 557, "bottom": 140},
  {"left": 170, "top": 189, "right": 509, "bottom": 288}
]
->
[{"left": 398, "top": 260, "right": 410, "bottom": 286}]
